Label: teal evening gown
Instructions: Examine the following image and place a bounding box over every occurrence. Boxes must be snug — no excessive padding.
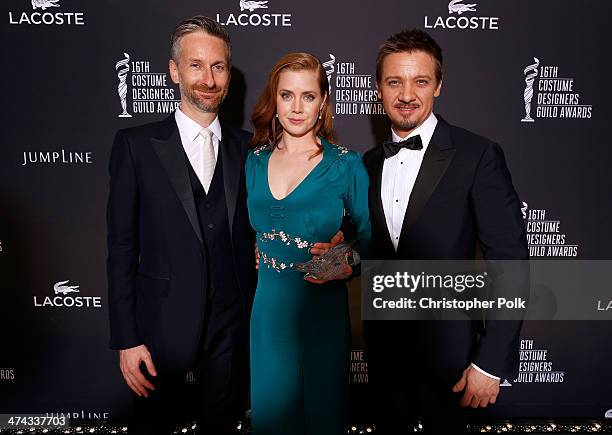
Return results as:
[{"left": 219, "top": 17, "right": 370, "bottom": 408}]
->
[{"left": 245, "top": 137, "right": 371, "bottom": 435}]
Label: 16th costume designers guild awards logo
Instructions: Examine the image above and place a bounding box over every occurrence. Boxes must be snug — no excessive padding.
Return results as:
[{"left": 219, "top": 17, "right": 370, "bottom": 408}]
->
[
  {"left": 521, "top": 201, "right": 579, "bottom": 257},
  {"left": 216, "top": 0, "right": 291, "bottom": 27},
  {"left": 114, "top": 52, "right": 180, "bottom": 118},
  {"left": 424, "top": 0, "right": 499, "bottom": 30},
  {"left": 8, "top": 0, "right": 85, "bottom": 25},
  {"left": 521, "top": 57, "right": 592, "bottom": 122},
  {"left": 513, "top": 339, "right": 565, "bottom": 384},
  {"left": 324, "top": 53, "right": 385, "bottom": 117}
]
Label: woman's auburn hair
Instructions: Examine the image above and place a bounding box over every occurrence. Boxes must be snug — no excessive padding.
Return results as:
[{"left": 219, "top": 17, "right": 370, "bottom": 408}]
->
[{"left": 250, "top": 52, "right": 335, "bottom": 155}]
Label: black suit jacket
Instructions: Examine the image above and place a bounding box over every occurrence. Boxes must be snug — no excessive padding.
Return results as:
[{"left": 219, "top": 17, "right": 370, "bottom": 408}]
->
[
  {"left": 106, "top": 114, "right": 256, "bottom": 374},
  {"left": 362, "top": 115, "right": 528, "bottom": 379}
]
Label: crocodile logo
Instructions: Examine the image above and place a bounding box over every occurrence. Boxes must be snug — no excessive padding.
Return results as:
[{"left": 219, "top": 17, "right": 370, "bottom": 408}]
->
[
  {"left": 54, "top": 280, "right": 80, "bottom": 295},
  {"left": 31, "top": 0, "right": 60, "bottom": 10},
  {"left": 448, "top": 0, "right": 477, "bottom": 14},
  {"left": 240, "top": 0, "right": 268, "bottom": 12}
]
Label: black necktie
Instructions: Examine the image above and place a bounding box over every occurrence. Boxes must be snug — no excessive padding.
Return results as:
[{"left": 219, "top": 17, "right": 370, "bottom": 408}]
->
[{"left": 382, "top": 135, "right": 423, "bottom": 158}]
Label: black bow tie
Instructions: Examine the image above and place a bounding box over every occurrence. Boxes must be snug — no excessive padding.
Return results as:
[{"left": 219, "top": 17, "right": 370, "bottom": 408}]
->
[{"left": 382, "top": 135, "right": 423, "bottom": 158}]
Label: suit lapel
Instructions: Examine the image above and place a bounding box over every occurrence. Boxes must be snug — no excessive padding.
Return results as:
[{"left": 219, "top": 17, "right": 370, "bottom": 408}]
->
[
  {"left": 151, "top": 115, "right": 204, "bottom": 245},
  {"left": 398, "top": 118, "right": 455, "bottom": 249},
  {"left": 220, "top": 125, "right": 241, "bottom": 238},
  {"left": 365, "top": 146, "right": 395, "bottom": 252}
]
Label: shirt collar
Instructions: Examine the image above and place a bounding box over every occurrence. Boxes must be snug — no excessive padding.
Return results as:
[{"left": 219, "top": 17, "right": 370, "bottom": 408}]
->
[
  {"left": 174, "top": 107, "right": 222, "bottom": 142},
  {"left": 390, "top": 111, "right": 437, "bottom": 149}
]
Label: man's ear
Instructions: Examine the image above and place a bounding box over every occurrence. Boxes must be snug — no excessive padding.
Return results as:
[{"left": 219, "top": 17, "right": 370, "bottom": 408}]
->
[
  {"left": 434, "top": 80, "right": 442, "bottom": 98},
  {"left": 376, "top": 83, "right": 382, "bottom": 100},
  {"left": 169, "top": 59, "right": 179, "bottom": 85}
]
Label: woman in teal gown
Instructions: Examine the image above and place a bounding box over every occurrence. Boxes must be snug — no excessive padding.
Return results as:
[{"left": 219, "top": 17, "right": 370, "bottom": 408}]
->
[{"left": 246, "top": 53, "right": 371, "bottom": 434}]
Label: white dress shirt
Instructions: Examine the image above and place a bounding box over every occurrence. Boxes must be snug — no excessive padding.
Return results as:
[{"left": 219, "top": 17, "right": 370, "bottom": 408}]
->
[
  {"left": 174, "top": 108, "right": 222, "bottom": 188},
  {"left": 380, "top": 111, "right": 499, "bottom": 381},
  {"left": 381, "top": 111, "right": 437, "bottom": 250}
]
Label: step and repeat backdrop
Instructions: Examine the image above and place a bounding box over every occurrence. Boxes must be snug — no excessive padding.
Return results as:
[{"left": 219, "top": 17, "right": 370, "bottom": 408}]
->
[{"left": 1, "top": 0, "right": 611, "bottom": 425}]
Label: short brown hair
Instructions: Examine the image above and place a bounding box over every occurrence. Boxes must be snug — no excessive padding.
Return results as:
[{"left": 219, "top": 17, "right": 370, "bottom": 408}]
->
[
  {"left": 251, "top": 52, "right": 335, "bottom": 154},
  {"left": 170, "top": 15, "right": 231, "bottom": 63},
  {"left": 376, "top": 29, "right": 443, "bottom": 84}
]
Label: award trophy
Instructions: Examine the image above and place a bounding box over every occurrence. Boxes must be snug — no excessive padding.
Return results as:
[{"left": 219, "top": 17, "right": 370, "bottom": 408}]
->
[
  {"left": 293, "top": 242, "right": 360, "bottom": 281},
  {"left": 322, "top": 54, "right": 336, "bottom": 94},
  {"left": 521, "top": 201, "right": 529, "bottom": 220},
  {"left": 521, "top": 57, "right": 539, "bottom": 123},
  {"left": 115, "top": 53, "right": 132, "bottom": 118}
]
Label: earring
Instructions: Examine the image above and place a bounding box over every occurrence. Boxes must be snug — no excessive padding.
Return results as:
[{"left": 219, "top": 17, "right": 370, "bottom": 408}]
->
[
  {"left": 275, "top": 113, "right": 279, "bottom": 118},
  {"left": 318, "top": 114, "right": 322, "bottom": 119}
]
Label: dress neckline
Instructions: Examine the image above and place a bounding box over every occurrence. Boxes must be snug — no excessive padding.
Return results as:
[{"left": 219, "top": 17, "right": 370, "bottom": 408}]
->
[{"left": 265, "top": 138, "right": 327, "bottom": 202}]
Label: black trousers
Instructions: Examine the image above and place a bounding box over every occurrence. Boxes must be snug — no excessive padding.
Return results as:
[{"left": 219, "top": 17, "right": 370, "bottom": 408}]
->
[
  {"left": 130, "top": 294, "right": 249, "bottom": 435},
  {"left": 366, "top": 322, "right": 474, "bottom": 435}
]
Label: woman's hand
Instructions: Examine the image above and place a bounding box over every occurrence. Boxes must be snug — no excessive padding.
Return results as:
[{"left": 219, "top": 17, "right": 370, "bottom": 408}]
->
[{"left": 304, "top": 263, "right": 352, "bottom": 284}]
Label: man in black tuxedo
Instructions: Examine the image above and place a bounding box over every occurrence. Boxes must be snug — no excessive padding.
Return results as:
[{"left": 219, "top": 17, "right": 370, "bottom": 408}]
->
[
  {"left": 107, "top": 16, "right": 256, "bottom": 434},
  {"left": 362, "top": 29, "right": 528, "bottom": 434}
]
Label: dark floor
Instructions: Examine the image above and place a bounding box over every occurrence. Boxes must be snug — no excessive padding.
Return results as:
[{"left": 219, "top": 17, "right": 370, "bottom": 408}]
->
[{"left": 0, "top": 420, "right": 610, "bottom": 434}]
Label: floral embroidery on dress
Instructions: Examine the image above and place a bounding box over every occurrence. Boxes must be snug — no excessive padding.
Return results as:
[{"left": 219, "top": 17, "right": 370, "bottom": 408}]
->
[
  {"left": 252, "top": 143, "right": 270, "bottom": 156},
  {"left": 259, "top": 251, "right": 294, "bottom": 273},
  {"left": 333, "top": 144, "right": 349, "bottom": 155},
  {"left": 259, "top": 230, "right": 313, "bottom": 249},
  {"left": 258, "top": 230, "right": 313, "bottom": 273}
]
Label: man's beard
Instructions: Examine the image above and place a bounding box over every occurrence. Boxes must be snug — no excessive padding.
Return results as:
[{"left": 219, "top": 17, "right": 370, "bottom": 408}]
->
[
  {"left": 392, "top": 117, "right": 419, "bottom": 133},
  {"left": 389, "top": 101, "right": 422, "bottom": 133},
  {"left": 182, "top": 84, "right": 228, "bottom": 113}
]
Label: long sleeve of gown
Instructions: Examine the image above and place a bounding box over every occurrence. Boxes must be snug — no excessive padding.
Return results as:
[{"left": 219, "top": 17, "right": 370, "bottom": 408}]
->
[{"left": 343, "top": 153, "right": 372, "bottom": 263}]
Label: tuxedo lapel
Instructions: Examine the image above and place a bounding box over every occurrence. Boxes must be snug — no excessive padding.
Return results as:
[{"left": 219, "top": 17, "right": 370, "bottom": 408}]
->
[
  {"left": 365, "top": 145, "right": 395, "bottom": 252},
  {"left": 151, "top": 116, "right": 204, "bottom": 245},
  {"left": 220, "top": 125, "right": 241, "bottom": 238},
  {"left": 398, "top": 118, "right": 455, "bottom": 248}
]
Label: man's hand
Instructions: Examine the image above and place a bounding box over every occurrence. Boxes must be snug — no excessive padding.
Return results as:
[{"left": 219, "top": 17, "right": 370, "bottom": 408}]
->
[
  {"left": 451, "top": 366, "right": 500, "bottom": 408},
  {"left": 309, "top": 230, "right": 344, "bottom": 256},
  {"left": 119, "top": 344, "right": 157, "bottom": 398},
  {"left": 304, "top": 230, "right": 351, "bottom": 283}
]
